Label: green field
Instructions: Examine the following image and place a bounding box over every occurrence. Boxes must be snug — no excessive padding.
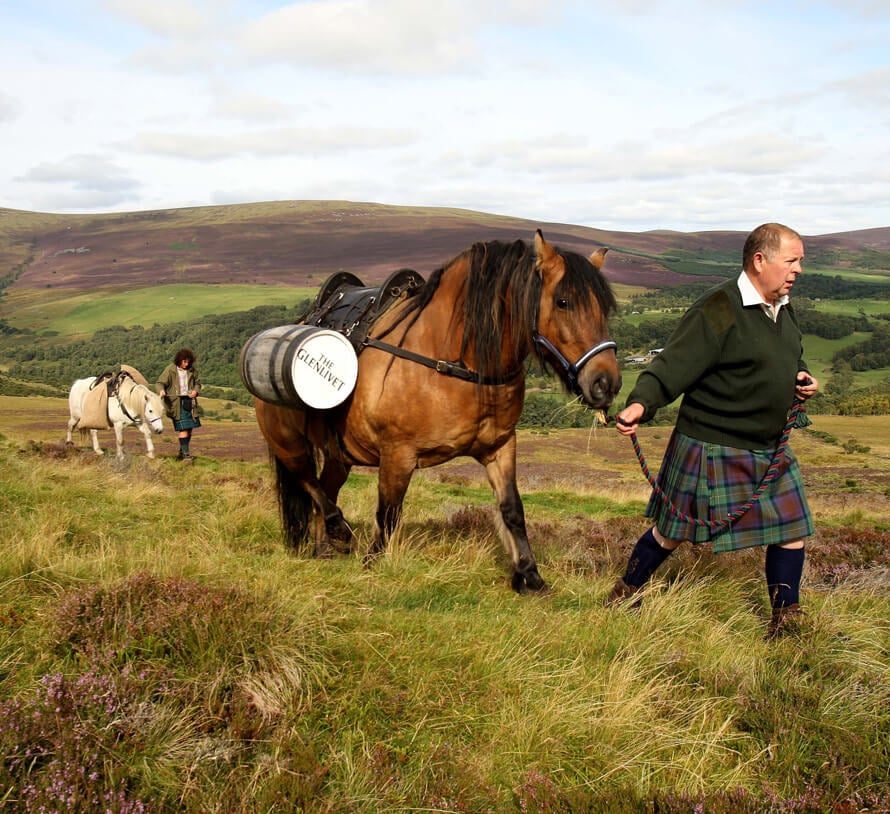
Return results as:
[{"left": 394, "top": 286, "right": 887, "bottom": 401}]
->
[
  {"left": 809, "top": 297, "right": 890, "bottom": 317},
  {"left": 1, "top": 284, "right": 316, "bottom": 337}
]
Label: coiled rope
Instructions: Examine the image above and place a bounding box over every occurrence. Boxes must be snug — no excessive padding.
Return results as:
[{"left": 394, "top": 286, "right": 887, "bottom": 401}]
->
[{"left": 605, "top": 401, "right": 807, "bottom": 534}]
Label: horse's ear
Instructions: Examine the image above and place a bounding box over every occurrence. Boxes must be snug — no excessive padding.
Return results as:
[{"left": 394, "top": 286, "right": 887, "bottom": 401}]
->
[
  {"left": 589, "top": 246, "right": 609, "bottom": 270},
  {"left": 534, "top": 229, "right": 558, "bottom": 269}
]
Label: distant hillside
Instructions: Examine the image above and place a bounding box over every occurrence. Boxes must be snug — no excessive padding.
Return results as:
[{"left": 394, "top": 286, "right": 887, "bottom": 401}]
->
[{"left": 2, "top": 201, "right": 890, "bottom": 296}]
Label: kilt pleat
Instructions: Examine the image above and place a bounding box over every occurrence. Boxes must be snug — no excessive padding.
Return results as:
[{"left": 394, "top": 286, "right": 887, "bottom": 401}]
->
[{"left": 645, "top": 431, "right": 814, "bottom": 553}]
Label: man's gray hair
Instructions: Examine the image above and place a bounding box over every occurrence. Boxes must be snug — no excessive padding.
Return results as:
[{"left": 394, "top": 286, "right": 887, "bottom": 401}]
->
[{"left": 743, "top": 223, "right": 802, "bottom": 270}]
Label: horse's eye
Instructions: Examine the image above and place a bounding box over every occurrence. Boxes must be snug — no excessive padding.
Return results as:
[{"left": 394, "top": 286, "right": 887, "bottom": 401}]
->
[{"left": 556, "top": 298, "right": 570, "bottom": 310}]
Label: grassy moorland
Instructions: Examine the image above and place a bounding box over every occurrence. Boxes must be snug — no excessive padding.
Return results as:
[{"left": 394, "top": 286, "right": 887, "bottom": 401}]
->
[
  {"left": 1, "top": 284, "right": 317, "bottom": 339},
  {"left": 0, "top": 396, "right": 888, "bottom": 813}
]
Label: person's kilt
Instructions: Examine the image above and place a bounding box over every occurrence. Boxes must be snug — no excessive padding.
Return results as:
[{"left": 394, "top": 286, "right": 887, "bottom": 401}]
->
[
  {"left": 647, "top": 430, "right": 814, "bottom": 553},
  {"left": 173, "top": 408, "right": 201, "bottom": 432}
]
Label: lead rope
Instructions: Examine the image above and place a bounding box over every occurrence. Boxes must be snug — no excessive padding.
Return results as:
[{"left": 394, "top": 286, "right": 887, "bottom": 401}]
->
[{"left": 604, "top": 401, "right": 806, "bottom": 534}]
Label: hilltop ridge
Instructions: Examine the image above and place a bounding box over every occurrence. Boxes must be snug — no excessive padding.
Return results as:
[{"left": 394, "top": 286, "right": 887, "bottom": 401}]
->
[{"left": 2, "top": 200, "right": 890, "bottom": 293}]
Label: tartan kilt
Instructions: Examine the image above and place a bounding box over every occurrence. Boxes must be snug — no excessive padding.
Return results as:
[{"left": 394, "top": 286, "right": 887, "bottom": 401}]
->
[
  {"left": 173, "top": 408, "right": 201, "bottom": 432},
  {"left": 646, "top": 431, "right": 814, "bottom": 553}
]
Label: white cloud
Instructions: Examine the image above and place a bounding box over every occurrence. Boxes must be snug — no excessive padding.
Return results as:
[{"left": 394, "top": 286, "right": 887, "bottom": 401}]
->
[
  {"left": 0, "top": 91, "right": 20, "bottom": 122},
  {"left": 101, "top": 0, "right": 211, "bottom": 38},
  {"left": 2, "top": 1, "right": 890, "bottom": 232}
]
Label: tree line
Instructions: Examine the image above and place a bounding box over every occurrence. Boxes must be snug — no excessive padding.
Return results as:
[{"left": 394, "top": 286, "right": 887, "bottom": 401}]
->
[{"left": 2, "top": 273, "right": 889, "bottom": 420}]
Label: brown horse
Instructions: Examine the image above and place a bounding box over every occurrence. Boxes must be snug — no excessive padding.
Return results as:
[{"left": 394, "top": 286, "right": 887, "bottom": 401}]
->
[{"left": 253, "top": 230, "right": 622, "bottom": 592}]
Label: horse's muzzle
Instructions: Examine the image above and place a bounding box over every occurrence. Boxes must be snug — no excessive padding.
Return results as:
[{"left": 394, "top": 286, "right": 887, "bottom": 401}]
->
[
  {"left": 150, "top": 418, "right": 164, "bottom": 434},
  {"left": 579, "top": 368, "right": 623, "bottom": 410}
]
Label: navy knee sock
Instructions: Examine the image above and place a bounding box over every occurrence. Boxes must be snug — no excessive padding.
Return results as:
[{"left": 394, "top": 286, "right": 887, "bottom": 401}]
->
[
  {"left": 765, "top": 545, "right": 805, "bottom": 608},
  {"left": 623, "top": 528, "right": 674, "bottom": 588},
  {"left": 179, "top": 435, "right": 190, "bottom": 455}
]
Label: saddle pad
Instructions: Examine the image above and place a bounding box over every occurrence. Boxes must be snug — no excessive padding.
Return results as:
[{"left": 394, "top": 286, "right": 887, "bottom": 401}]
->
[
  {"left": 120, "top": 364, "right": 150, "bottom": 388},
  {"left": 79, "top": 383, "right": 111, "bottom": 430}
]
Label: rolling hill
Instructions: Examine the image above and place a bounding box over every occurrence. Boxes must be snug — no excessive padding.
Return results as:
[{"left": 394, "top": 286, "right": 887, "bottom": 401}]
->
[{"left": 4, "top": 200, "right": 890, "bottom": 296}]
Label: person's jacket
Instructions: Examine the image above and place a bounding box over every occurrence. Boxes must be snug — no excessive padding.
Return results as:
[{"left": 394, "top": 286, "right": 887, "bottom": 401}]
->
[{"left": 156, "top": 363, "right": 203, "bottom": 421}]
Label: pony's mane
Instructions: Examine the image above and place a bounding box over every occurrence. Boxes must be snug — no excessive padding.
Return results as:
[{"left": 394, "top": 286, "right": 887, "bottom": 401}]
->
[{"left": 382, "top": 238, "right": 616, "bottom": 379}]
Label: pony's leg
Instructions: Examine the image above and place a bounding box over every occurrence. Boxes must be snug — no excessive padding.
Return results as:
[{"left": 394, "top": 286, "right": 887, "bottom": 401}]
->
[
  {"left": 139, "top": 423, "right": 155, "bottom": 459},
  {"left": 318, "top": 455, "right": 353, "bottom": 550},
  {"left": 364, "top": 452, "right": 414, "bottom": 565},
  {"left": 113, "top": 423, "right": 126, "bottom": 461},
  {"left": 66, "top": 416, "right": 76, "bottom": 445},
  {"left": 300, "top": 479, "right": 342, "bottom": 558},
  {"left": 482, "top": 436, "right": 547, "bottom": 593},
  {"left": 90, "top": 430, "right": 103, "bottom": 456}
]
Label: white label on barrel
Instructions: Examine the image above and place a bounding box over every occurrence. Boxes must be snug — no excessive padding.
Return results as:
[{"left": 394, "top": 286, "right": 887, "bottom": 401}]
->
[{"left": 290, "top": 329, "right": 358, "bottom": 409}]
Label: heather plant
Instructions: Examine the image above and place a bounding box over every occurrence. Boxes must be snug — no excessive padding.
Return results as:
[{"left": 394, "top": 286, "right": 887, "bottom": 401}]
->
[{"left": 1, "top": 418, "right": 889, "bottom": 811}]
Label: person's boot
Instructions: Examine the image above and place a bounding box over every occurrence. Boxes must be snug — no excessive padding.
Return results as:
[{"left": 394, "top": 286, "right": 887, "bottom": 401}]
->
[
  {"left": 766, "top": 603, "right": 804, "bottom": 640},
  {"left": 604, "top": 577, "right": 641, "bottom": 608},
  {"left": 604, "top": 527, "right": 673, "bottom": 609}
]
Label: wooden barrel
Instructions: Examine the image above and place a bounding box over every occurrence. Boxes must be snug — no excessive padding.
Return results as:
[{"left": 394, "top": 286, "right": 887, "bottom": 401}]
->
[{"left": 239, "top": 325, "right": 358, "bottom": 409}]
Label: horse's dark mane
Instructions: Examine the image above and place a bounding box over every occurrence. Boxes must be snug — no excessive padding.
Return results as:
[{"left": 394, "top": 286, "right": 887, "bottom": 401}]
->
[{"left": 380, "top": 238, "right": 616, "bottom": 379}]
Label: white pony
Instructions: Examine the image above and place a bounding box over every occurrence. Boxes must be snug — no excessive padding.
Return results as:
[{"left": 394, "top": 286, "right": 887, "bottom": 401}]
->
[{"left": 66, "top": 370, "right": 165, "bottom": 460}]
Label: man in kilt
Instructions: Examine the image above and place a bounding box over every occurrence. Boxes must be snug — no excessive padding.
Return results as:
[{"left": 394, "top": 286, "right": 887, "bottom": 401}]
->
[{"left": 609, "top": 223, "right": 819, "bottom": 639}]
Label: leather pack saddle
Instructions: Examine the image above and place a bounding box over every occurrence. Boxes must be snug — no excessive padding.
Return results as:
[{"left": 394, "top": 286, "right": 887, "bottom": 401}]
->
[{"left": 303, "top": 268, "right": 425, "bottom": 353}]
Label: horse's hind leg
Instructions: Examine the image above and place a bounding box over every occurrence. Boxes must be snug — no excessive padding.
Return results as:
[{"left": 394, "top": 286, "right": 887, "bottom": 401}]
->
[
  {"left": 482, "top": 437, "right": 547, "bottom": 594},
  {"left": 89, "top": 429, "right": 103, "bottom": 456},
  {"left": 319, "top": 454, "right": 353, "bottom": 551}
]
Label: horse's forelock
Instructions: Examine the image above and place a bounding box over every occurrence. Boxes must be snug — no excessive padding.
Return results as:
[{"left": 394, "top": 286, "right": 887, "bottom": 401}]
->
[
  {"left": 379, "top": 239, "right": 613, "bottom": 379},
  {"left": 556, "top": 249, "right": 617, "bottom": 318}
]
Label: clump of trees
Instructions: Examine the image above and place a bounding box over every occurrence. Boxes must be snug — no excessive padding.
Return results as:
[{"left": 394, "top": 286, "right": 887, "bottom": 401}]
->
[
  {"left": 3, "top": 271, "right": 890, "bottom": 418},
  {"left": 3, "top": 301, "right": 313, "bottom": 404}
]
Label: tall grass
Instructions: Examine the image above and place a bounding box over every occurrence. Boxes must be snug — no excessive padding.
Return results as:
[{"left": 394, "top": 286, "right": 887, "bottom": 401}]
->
[{"left": 0, "top": 437, "right": 888, "bottom": 812}]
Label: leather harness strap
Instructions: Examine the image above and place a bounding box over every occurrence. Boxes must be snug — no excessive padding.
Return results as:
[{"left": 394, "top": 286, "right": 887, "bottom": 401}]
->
[{"left": 363, "top": 337, "right": 523, "bottom": 386}]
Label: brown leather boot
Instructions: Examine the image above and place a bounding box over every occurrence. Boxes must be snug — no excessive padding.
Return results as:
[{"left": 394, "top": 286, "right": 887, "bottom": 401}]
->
[
  {"left": 604, "top": 577, "right": 641, "bottom": 608},
  {"left": 766, "top": 603, "right": 804, "bottom": 640}
]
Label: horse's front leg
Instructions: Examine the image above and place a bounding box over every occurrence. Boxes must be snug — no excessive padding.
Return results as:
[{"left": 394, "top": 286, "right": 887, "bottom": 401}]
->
[
  {"left": 482, "top": 435, "right": 547, "bottom": 594},
  {"left": 364, "top": 450, "right": 415, "bottom": 566},
  {"left": 113, "top": 423, "right": 126, "bottom": 461},
  {"left": 139, "top": 423, "right": 156, "bottom": 459}
]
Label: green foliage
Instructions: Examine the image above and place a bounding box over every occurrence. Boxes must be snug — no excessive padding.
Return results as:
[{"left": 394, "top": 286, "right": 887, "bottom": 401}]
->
[
  {"left": 832, "top": 323, "right": 890, "bottom": 371},
  {"left": 3, "top": 300, "right": 313, "bottom": 401}
]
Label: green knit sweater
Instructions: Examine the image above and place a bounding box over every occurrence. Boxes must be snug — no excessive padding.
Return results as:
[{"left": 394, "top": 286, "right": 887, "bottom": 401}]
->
[{"left": 627, "top": 277, "right": 810, "bottom": 449}]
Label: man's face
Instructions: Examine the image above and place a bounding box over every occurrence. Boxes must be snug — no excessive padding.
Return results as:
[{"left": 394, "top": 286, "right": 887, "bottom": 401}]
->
[{"left": 753, "top": 235, "right": 804, "bottom": 304}]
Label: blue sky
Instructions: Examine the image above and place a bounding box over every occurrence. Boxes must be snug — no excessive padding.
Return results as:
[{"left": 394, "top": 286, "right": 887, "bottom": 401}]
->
[{"left": 2, "top": 0, "right": 890, "bottom": 234}]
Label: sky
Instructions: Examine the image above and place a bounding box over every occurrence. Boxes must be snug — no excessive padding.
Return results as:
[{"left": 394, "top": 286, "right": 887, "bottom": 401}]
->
[{"left": 2, "top": 1, "right": 890, "bottom": 235}]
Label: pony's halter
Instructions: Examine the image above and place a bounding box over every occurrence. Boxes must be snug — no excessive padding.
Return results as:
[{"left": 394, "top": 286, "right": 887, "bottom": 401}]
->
[{"left": 532, "top": 333, "right": 618, "bottom": 397}]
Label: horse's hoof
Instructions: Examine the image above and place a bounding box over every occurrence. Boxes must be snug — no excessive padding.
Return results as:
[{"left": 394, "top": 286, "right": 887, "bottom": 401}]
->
[
  {"left": 328, "top": 522, "right": 354, "bottom": 554},
  {"left": 362, "top": 550, "right": 382, "bottom": 569},
  {"left": 511, "top": 569, "right": 548, "bottom": 594}
]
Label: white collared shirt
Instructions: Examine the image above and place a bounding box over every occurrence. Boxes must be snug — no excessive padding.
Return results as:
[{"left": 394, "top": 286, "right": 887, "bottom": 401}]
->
[{"left": 737, "top": 271, "right": 788, "bottom": 322}]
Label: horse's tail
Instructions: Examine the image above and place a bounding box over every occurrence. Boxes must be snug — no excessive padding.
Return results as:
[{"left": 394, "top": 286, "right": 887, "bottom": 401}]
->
[{"left": 273, "top": 453, "right": 314, "bottom": 551}]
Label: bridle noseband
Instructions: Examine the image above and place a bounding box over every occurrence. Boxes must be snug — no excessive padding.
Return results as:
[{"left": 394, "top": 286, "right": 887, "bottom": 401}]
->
[{"left": 532, "top": 332, "right": 618, "bottom": 398}]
